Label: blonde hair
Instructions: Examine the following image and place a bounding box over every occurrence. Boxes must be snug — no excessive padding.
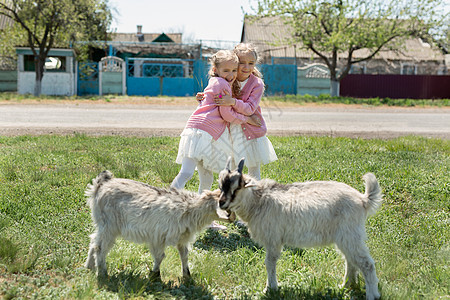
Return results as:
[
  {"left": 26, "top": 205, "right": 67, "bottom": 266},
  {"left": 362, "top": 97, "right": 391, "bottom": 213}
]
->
[
  {"left": 233, "top": 43, "right": 263, "bottom": 78},
  {"left": 208, "top": 50, "right": 240, "bottom": 98}
]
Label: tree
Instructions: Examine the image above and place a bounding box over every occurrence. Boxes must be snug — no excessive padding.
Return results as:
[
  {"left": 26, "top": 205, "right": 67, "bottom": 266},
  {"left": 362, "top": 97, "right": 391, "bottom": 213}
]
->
[
  {"left": 436, "top": 24, "right": 450, "bottom": 54},
  {"left": 255, "top": 0, "right": 449, "bottom": 96},
  {"left": 0, "top": 0, "right": 112, "bottom": 96}
]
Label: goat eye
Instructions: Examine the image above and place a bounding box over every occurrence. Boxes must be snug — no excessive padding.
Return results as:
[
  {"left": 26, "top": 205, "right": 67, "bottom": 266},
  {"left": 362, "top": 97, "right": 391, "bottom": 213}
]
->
[{"left": 230, "top": 187, "right": 239, "bottom": 202}]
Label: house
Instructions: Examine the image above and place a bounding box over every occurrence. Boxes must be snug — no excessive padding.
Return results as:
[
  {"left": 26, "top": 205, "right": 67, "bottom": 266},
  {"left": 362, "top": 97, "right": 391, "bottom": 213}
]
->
[
  {"left": 112, "top": 25, "right": 182, "bottom": 44},
  {"left": 241, "top": 15, "right": 450, "bottom": 98},
  {"left": 241, "top": 15, "right": 448, "bottom": 75},
  {"left": 0, "top": 14, "right": 13, "bottom": 30},
  {"left": 16, "top": 47, "right": 77, "bottom": 96},
  {"left": 0, "top": 13, "right": 16, "bottom": 70},
  {"left": 107, "top": 25, "right": 201, "bottom": 60},
  {"left": 77, "top": 25, "right": 210, "bottom": 96},
  {"left": 0, "top": 14, "right": 17, "bottom": 91}
]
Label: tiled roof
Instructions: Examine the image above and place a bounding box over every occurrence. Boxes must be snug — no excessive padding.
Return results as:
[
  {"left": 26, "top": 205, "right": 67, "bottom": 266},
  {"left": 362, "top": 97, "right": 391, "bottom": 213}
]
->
[
  {"left": 111, "top": 32, "right": 182, "bottom": 43},
  {"left": 0, "top": 14, "right": 14, "bottom": 30},
  {"left": 242, "top": 15, "right": 444, "bottom": 62},
  {"left": 112, "top": 43, "right": 201, "bottom": 59}
]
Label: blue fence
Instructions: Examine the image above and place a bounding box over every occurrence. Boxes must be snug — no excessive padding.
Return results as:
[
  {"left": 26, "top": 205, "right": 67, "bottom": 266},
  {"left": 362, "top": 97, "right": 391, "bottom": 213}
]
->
[
  {"left": 260, "top": 64, "right": 297, "bottom": 95},
  {"left": 125, "top": 58, "right": 207, "bottom": 97},
  {"left": 78, "top": 61, "right": 99, "bottom": 95},
  {"left": 78, "top": 59, "right": 296, "bottom": 96}
]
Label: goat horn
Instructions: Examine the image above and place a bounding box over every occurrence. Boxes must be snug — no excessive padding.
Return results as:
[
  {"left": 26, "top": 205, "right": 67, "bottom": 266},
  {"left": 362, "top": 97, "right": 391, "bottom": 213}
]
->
[{"left": 225, "top": 156, "right": 232, "bottom": 172}]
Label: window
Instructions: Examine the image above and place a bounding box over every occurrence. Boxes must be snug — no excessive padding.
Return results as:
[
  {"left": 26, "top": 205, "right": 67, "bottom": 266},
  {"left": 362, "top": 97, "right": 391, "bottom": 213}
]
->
[
  {"left": 401, "top": 63, "right": 417, "bottom": 75},
  {"left": 350, "top": 63, "right": 366, "bottom": 74},
  {"left": 23, "top": 55, "right": 66, "bottom": 72}
]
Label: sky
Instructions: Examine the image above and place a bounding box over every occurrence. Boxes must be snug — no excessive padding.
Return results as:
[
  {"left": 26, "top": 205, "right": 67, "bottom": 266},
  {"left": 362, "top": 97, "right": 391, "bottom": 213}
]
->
[
  {"left": 109, "top": 0, "right": 450, "bottom": 45},
  {"left": 109, "top": 0, "right": 259, "bottom": 43}
]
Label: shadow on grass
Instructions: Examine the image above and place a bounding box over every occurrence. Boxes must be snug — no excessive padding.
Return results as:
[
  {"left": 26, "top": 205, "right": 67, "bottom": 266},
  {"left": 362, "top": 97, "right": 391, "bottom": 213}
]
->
[
  {"left": 260, "top": 285, "right": 367, "bottom": 300},
  {"left": 97, "top": 269, "right": 215, "bottom": 299},
  {"left": 194, "top": 224, "right": 262, "bottom": 253},
  {"left": 194, "top": 223, "right": 306, "bottom": 257}
]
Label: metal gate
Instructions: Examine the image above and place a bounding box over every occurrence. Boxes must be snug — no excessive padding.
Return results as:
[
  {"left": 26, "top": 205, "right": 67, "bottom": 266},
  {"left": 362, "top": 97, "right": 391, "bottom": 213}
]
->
[
  {"left": 297, "top": 64, "right": 330, "bottom": 96},
  {"left": 260, "top": 64, "right": 297, "bottom": 95},
  {"left": 78, "top": 61, "right": 99, "bottom": 95},
  {"left": 126, "top": 58, "right": 207, "bottom": 96},
  {"left": 99, "top": 56, "right": 126, "bottom": 95}
]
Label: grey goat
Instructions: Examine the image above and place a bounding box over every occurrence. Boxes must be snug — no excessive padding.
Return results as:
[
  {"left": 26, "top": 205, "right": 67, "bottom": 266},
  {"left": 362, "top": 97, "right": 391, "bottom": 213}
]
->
[
  {"left": 85, "top": 170, "right": 228, "bottom": 278},
  {"left": 218, "top": 158, "right": 382, "bottom": 300}
]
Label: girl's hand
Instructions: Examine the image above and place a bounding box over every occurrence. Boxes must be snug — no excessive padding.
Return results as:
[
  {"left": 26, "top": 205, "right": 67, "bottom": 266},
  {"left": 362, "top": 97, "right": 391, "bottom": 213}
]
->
[
  {"left": 214, "top": 90, "right": 235, "bottom": 106},
  {"left": 247, "top": 114, "right": 262, "bottom": 127},
  {"left": 196, "top": 92, "right": 205, "bottom": 102}
]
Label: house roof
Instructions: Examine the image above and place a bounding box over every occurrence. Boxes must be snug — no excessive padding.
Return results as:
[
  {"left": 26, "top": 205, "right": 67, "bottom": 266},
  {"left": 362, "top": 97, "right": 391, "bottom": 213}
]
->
[
  {"left": 108, "top": 30, "right": 201, "bottom": 58},
  {"left": 111, "top": 32, "right": 182, "bottom": 43},
  {"left": 112, "top": 42, "right": 202, "bottom": 59},
  {"left": 16, "top": 47, "right": 76, "bottom": 57},
  {"left": 152, "top": 33, "right": 174, "bottom": 43},
  {"left": 0, "top": 14, "right": 14, "bottom": 30},
  {"left": 241, "top": 15, "right": 444, "bottom": 62}
]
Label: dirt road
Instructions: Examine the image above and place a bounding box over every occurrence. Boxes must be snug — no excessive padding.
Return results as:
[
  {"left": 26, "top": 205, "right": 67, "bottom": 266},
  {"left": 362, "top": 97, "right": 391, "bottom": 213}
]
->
[{"left": 0, "top": 98, "right": 449, "bottom": 139}]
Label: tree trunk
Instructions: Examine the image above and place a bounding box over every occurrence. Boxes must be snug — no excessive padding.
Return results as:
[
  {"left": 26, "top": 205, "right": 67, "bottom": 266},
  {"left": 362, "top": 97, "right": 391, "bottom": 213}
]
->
[
  {"left": 34, "top": 78, "right": 42, "bottom": 96},
  {"left": 330, "top": 80, "right": 340, "bottom": 97},
  {"left": 34, "top": 56, "right": 45, "bottom": 96}
]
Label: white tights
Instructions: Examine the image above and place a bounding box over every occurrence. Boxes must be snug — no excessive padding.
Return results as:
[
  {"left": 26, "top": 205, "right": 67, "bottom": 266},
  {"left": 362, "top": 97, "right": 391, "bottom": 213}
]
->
[
  {"left": 171, "top": 157, "right": 214, "bottom": 194},
  {"left": 227, "top": 159, "right": 261, "bottom": 181},
  {"left": 171, "top": 157, "right": 261, "bottom": 193},
  {"left": 248, "top": 166, "right": 260, "bottom": 181}
]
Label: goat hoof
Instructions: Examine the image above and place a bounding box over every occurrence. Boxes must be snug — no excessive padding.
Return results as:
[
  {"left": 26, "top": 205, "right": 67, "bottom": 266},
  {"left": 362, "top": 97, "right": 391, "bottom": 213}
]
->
[
  {"left": 263, "top": 285, "right": 279, "bottom": 294},
  {"left": 183, "top": 268, "right": 191, "bottom": 278},
  {"left": 149, "top": 270, "right": 161, "bottom": 281},
  {"left": 97, "top": 270, "right": 108, "bottom": 280}
]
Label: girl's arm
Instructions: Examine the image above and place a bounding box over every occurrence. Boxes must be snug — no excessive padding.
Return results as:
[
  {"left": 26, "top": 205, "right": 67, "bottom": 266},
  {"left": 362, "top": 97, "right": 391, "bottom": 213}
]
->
[
  {"left": 214, "top": 83, "right": 264, "bottom": 115},
  {"left": 218, "top": 106, "right": 248, "bottom": 124},
  {"left": 234, "top": 83, "right": 264, "bottom": 115},
  {"left": 219, "top": 106, "right": 261, "bottom": 126}
]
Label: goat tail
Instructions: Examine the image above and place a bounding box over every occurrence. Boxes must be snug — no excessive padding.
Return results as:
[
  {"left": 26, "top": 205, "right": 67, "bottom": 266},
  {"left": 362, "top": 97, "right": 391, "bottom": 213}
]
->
[
  {"left": 85, "top": 170, "right": 113, "bottom": 208},
  {"left": 363, "top": 173, "right": 383, "bottom": 216}
]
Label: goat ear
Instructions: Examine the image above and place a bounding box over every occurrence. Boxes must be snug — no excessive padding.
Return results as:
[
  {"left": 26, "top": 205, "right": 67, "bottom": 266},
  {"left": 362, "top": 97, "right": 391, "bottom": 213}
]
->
[
  {"left": 244, "top": 179, "right": 257, "bottom": 188},
  {"left": 237, "top": 158, "right": 245, "bottom": 174},
  {"left": 216, "top": 206, "right": 230, "bottom": 221},
  {"left": 225, "top": 156, "right": 232, "bottom": 172}
]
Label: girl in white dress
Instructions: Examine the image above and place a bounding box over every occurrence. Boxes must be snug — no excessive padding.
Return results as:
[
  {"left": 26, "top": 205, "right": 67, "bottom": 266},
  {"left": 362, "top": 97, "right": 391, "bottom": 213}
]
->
[
  {"left": 211, "top": 43, "right": 278, "bottom": 180},
  {"left": 172, "top": 49, "right": 260, "bottom": 192}
]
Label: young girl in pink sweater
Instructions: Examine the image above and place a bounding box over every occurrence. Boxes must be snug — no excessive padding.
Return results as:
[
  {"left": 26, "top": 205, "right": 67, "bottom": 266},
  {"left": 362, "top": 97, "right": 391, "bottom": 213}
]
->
[
  {"left": 171, "top": 50, "right": 260, "bottom": 196},
  {"left": 205, "top": 43, "right": 278, "bottom": 180}
]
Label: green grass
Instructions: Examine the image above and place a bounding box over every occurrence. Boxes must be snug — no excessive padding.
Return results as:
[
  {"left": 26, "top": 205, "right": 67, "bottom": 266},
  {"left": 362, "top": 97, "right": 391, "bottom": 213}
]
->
[{"left": 0, "top": 134, "right": 448, "bottom": 299}]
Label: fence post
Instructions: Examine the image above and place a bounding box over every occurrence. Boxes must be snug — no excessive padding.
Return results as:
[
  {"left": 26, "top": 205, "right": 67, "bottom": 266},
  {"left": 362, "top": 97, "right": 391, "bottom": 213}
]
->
[{"left": 99, "top": 61, "right": 103, "bottom": 96}]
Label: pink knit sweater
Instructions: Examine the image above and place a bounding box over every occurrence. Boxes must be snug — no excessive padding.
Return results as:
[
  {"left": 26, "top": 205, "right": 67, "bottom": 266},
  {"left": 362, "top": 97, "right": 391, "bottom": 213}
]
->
[
  {"left": 185, "top": 77, "right": 249, "bottom": 140},
  {"left": 230, "top": 74, "right": 267, "bottom": 140}
]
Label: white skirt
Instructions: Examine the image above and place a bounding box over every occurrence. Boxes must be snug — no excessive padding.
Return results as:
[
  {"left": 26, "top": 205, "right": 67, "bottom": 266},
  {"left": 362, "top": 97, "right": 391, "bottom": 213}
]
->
[
  {"left": 229, "top": 124, "right": 278, "bottom": 169},
  {"left": 175, "top": 128, "right": 233, "bottom": 173}
]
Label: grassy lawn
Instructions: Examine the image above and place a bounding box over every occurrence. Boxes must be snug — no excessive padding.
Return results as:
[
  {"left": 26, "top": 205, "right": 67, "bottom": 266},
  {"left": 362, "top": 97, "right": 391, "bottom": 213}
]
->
[{"left": 0, "top": 134, "right": 448, "bottom": 299}]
